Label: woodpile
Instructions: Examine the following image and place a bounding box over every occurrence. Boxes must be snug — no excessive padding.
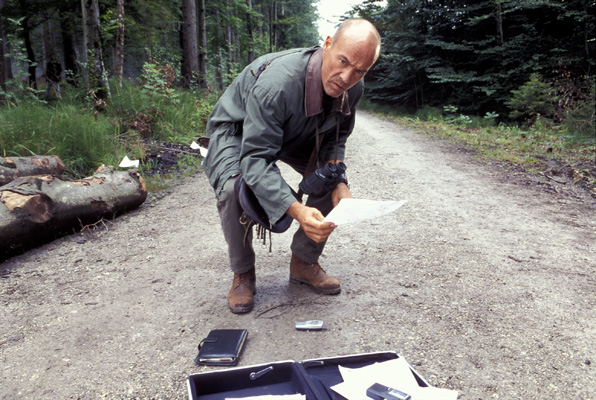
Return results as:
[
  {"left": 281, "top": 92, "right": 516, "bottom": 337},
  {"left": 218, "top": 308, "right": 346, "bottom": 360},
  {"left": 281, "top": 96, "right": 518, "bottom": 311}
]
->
[
  {"left": 0, "top": 158, "right": 147, "bottom": 258},
  {"left": 1, "top": 156, "right": 65, "bottom": 186}
]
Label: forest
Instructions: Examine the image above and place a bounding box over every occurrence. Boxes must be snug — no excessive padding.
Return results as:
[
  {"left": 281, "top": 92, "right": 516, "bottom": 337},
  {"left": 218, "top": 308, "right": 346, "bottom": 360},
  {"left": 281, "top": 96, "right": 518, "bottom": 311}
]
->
[
  {"left": 0, "top": 0, "right": 594, "bottom": 178},
  {"left": 361, "top": 0, "right": 595, "bottom": 124},
  {"left": 0, "top": 0, "right": 320, "bottom": 97}
]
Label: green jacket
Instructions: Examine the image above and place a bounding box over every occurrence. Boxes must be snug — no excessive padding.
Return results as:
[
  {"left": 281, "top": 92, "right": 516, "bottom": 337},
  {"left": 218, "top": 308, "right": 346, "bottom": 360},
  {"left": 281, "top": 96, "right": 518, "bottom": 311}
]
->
[{"left": 204, "top": 47, "right": 363, "bottom": 224}]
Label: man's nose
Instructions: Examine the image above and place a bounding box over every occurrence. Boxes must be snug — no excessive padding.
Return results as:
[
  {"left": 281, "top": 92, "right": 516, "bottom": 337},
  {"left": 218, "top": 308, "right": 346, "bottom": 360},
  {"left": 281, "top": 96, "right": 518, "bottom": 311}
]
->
[{"left": 340, "top": 68, "right": 356, "bottom": 86}]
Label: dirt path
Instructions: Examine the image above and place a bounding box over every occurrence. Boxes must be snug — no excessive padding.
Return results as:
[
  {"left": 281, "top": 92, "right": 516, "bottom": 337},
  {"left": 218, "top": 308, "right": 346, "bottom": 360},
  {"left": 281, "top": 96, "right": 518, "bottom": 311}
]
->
[{"left": 1, "top": 112, "right": 595, "bottom": 399}]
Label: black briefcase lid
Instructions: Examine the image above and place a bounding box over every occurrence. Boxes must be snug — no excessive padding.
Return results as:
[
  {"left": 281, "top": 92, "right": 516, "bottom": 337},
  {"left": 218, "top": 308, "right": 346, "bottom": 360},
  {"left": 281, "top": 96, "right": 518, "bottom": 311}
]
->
[{"left": 299, "top": 351, "right": 430, "bottom": 399}]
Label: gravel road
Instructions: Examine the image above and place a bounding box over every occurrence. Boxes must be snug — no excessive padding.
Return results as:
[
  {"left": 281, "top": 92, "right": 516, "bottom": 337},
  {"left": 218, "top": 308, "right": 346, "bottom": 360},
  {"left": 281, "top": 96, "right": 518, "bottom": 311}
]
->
[{"left": 1, "top": 112, "right": 595, "bottom": 399}]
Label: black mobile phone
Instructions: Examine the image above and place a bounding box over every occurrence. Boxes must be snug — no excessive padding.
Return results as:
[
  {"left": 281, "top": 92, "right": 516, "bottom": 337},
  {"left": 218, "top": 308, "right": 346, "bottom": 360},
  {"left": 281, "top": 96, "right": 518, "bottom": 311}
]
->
[{"left": 366, "top": 383, "right": 412, "bottom": 400}]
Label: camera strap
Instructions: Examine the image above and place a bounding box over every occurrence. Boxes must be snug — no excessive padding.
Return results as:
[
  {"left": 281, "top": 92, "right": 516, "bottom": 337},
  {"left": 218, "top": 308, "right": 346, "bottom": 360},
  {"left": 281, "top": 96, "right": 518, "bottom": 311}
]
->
[
  {"left": 296, "top": 114, "right": 341, "bottom": 199},
  {"left": 296, "top": 125, "right": 326, "bottom": 201}
]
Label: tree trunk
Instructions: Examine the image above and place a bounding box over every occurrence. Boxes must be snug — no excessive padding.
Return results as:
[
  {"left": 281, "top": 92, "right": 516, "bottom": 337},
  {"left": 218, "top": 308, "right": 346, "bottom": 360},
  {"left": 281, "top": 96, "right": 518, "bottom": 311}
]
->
[
  {"left": 582, "top": 0, "right": 590, "bottom": 58},
  {"left": 19, "top": 0, "right": 37, "bottom": 89},
  {"left": 41, "top": 17, "right": 48, "bottom": 64},
  {"left": 85, "top": 0, "right": 110, "bottom": 102},
  {"left": 80, "top": 0, "right": 88, "bottom": 70},
  {"left": 1, "top": 1, "right": 12, "bottom": 83},
  {"left": 246, "top": 0, "right": 254, "bottom": 63},
  {"left": 181, "top": 0, "right": 199, "bottom": 88},
  {"left": 0, "top": 156, "right": 65, "bottom": 186},
  {"left": 113, "top": 0, "right": 125, "bottom": 85},
  {"left": 0, "top": 166, "right": 147, "bottom": 257},
  {"left": 257, "top": 3, "right": 263, "bottom": 36},
  {"left": 197, "top": 0, "right": 207, "bottom": 88},
  {"left": 225, "top": 0, "right": 233, "bottom": 86},
  {"left": 278, "top": 2, "right": 284, "bottom": 48},
  {"left": 273, "top": 0, "right": 278, "bottom": 51},
  {"left": 41, "top": 11, "right": 61, "bottom": 79},
  {"left": 0, "top": 0, "right": 6, "bottom": 95},
  {"left": 60, "top": 4, "right": 79, "bottom": 86},
  {"left": 269, "top": 0, "right": 274, "bottom": 53},
  {"left": 494, "top": 1, "right": 504, "bottom": 47},
  {"left": 214, "top": 7, "right": 223, "bottom": 90}
]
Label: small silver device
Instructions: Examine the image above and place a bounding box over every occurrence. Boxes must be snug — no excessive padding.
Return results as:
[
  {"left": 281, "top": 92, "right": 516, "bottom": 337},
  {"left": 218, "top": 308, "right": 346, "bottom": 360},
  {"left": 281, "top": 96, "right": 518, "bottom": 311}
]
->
[{"left": 295, "top": 320, "right": 325, "bottom": 330}]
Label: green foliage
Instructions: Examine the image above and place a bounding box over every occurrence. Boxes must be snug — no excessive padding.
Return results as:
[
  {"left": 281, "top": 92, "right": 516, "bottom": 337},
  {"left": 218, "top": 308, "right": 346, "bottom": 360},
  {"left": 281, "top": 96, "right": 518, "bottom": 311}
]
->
[
  {"left": 0, "top": 17, "right": 44, "bottom": 105},
  {"left": 443, "top": 105, "right": 472, "bottom": 126},
  {"left": 274, "top": 0, "right": 320, "bottom": 47},
  {"left": 157, "top": 89, "right": 215, "bottom": 143},
  {"left": 204, "top": 0, "right": 320, "bottom": 89},
  {"left": 1, "top": 0, "right": 321, "bottom": 102},
  {"left": 0, "top": 100, "right": 122, "bottom": 176},
  {"left": 507, "top": 73, "right": 555, "bottom": 124},
  {"left": 99, "top": 0, "right": 182, "bottom": 78},
  {"left": 484, "top": 112, "right": 499, "bottom": 121},
  {"left": 1, "top": 75, "right": 217, "bottom": 178},
  {"left": 414, "top": 105, "right": 443, "bottom": 122},
  {"left": 562, "top": 99, "right": 596, "bottom": 144},
  {"left": 112, "top": 62, "right": 214, "bottom": 143},
  {"left": 139, "top": 62, "right": 179, "bottom": 106},
  {"left": 365, "top": 0, "right": 595, "bottom": 116}
]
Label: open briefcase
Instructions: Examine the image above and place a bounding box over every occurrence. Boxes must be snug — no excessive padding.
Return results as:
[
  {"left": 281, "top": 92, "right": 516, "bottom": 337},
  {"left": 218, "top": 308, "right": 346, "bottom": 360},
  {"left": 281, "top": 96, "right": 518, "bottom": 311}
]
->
[{"left": 186, "top": 351, "right": 430, "bottom": 399}]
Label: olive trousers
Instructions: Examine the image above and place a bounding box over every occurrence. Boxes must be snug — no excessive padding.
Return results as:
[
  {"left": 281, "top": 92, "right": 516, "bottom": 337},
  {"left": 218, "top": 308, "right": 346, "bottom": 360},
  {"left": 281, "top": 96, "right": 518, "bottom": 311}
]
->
[{"left": 215, "top": 156, "right": 334, "bottom": 274}]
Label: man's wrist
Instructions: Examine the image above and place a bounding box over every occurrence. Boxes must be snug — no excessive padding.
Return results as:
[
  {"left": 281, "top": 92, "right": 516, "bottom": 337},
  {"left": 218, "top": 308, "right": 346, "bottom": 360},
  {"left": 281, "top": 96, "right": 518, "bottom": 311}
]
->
[
  {"left": 287, "top": 201, "right": 306, "bottom": 220},
  {"left": 337, "top": 178, "right": 349, "bottom": 189}
]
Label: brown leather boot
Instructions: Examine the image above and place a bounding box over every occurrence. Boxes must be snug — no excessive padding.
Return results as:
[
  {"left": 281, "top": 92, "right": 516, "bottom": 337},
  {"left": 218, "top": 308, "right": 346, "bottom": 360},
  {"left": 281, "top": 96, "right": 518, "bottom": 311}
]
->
[
  {"left": 290, "top": 254, "right": 341, "bottom": 294},
  {"left": 227, "top": 269, "right": 256, "bottom": 313}
]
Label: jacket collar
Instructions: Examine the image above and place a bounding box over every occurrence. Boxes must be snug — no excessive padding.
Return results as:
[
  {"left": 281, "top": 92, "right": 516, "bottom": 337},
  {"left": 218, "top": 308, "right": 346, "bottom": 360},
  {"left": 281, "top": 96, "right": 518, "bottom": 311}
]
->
[{"left": 305, "top": 48, "right": 351, "bottom": 118}]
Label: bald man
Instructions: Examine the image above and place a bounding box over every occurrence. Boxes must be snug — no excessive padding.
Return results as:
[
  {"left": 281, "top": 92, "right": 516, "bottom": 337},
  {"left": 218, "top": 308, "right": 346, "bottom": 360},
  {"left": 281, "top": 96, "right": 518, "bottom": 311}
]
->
[{"left": 204, "top": 18, "right": 381, "bottom": 313}]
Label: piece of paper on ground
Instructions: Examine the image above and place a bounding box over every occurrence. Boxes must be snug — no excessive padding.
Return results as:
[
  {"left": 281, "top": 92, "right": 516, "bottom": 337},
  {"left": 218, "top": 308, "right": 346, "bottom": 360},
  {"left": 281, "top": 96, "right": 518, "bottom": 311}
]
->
[
  {"left": 118, "top": 155, "right": 139, "bottom": 168},
  {"left": 191, "top": 141, "right": 208, "bottom": 157},
  {"left": 330, "top": 358, "right": 458, "bottom": 400},
  {"left": 323, "top": 198, "right": 406, "bottom": 225}
]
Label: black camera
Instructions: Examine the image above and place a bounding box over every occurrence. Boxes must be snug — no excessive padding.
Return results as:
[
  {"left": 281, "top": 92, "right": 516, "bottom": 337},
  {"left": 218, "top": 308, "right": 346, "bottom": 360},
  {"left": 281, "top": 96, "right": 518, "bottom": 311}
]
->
[{"left": 299, "top": 162, "right": 347, "bottom": 196}]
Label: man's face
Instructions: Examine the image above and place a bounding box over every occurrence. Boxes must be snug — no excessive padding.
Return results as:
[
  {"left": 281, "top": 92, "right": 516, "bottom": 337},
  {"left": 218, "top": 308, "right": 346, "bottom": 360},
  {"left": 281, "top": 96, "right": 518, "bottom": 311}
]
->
[{"left": 320, "top": 33, "right": 378, "bottom": 98}]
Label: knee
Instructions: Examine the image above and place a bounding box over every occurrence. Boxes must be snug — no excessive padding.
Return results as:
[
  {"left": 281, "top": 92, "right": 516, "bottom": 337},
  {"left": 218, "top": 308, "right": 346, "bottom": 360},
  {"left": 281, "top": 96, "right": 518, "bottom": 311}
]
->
[
  {"left": 306, "top": 191, "right": 334, "bottom": 213},
  {"left": 220, "top": 176, "right": 239, "bottom": 199},
  {"left": 217, "top": 175, "right": 240, "bottom": 212}
]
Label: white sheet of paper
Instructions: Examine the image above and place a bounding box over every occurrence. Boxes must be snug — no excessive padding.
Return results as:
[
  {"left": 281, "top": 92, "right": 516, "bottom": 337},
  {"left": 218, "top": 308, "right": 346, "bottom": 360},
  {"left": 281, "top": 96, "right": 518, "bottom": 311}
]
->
[
  {"left": 118, "top": 155, "right": 139, "bottom": 168},
  {"left": 330, "top": 358, "right": 458, "bottom": 400},
  {"left": 330, "top": 358, "right": 418, "bottom": 399},
  {"left": 323, "top": 198, "right": 406, "bottom": 225}
]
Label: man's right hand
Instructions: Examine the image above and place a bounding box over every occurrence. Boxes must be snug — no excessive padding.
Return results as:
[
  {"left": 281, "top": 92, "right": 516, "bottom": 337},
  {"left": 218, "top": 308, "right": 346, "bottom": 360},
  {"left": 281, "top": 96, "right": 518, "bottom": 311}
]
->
[{"left": 287, "top": 201, "right": 336, "bottom": 243}]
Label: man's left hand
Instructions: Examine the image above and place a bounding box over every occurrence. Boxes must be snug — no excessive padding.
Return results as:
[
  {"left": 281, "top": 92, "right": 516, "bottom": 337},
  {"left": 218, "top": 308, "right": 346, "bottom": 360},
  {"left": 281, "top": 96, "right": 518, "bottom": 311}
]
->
[{"left": 332, "top": 182, "right": 352, "bottom": 207}]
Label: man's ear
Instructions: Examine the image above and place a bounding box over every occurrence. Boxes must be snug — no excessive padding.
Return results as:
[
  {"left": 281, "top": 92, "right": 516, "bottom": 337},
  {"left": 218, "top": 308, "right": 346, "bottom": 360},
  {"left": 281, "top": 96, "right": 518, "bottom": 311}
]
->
[{"left": 323, "top": 36, "right": 333, "bottom": 51}]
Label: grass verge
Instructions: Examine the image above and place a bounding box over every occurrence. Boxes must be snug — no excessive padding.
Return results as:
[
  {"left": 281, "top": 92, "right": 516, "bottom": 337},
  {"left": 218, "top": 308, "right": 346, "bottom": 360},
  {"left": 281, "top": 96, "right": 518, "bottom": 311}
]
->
[{"left": 361, "top": 101, "right": 596, "bottom": 198}]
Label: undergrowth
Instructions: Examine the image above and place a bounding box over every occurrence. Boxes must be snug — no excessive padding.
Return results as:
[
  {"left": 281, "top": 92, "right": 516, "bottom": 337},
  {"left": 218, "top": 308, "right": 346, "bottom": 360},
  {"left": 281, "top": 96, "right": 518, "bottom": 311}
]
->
[{"left": 0, "top": 74, "right": 216, "bottom": 185}]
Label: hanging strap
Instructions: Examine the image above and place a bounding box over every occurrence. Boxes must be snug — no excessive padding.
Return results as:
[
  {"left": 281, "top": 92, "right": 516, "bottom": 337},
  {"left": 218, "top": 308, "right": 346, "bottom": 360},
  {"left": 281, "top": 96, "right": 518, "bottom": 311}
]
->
[
  {"left": 251, "top": 47, "right": 318, "bottom": 80},
  {"left": 296, "top": 114, "right": 341, "bottom": 200}
]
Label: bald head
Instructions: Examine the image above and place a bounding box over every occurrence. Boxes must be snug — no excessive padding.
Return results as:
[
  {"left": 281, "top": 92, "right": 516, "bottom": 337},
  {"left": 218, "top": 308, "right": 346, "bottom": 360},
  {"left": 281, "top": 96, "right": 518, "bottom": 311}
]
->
[
  {"left": 333, "top": 18, "right": 381, "bottom": 63},
  {"left": 320, "top": 18, "right": 382, "bottom": 98}
]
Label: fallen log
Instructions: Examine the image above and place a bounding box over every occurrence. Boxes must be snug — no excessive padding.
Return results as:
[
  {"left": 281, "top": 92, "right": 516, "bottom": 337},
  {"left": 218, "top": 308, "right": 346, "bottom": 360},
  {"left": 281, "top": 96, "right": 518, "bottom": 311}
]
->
[
  {"left": 0, "top": 155, "right": 66, "bottom": 186},
  {"left": 0, "top": 165, "right": 147, "bottom": 257}
]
